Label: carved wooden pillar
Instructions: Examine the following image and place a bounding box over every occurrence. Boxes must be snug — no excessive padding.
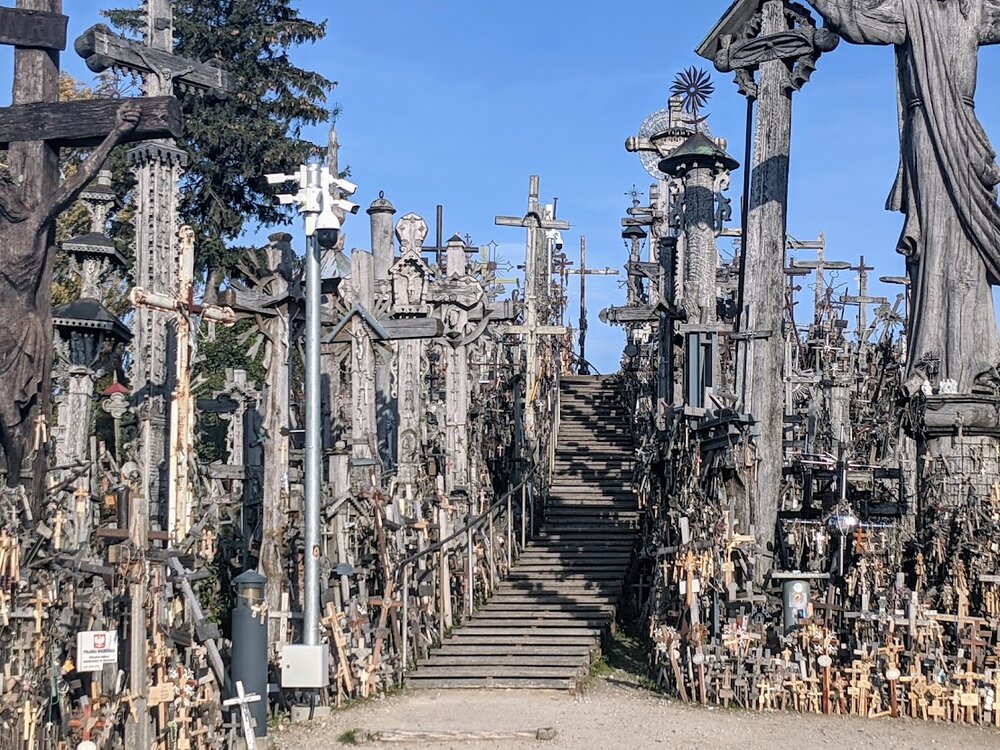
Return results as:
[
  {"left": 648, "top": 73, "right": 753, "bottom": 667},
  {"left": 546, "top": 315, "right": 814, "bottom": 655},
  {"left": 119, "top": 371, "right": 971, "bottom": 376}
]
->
[
  {"left": 700, "top": 0, "right": 837, "bottom": 570},
  {"left": 391, "top": 214, "right": 432, "bottom": 491},
  {"left": 369, "top": 194, "right": 398, "bottom": 470},
  {"left": 368, "top": 193, "right": 396, "bottom": 282},
  {"left": 443, "top": 236, "right": 476, "bottom": 494},
  {"left": 350, "top": 251, "right": 378, "bottom": 486},
  {"left": 259, "top": 233, "right": 293, "bottom": 645}
]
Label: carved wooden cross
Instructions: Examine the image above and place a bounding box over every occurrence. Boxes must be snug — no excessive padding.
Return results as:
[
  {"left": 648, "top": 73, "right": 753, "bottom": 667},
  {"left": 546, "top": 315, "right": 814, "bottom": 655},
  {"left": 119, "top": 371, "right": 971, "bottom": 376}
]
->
[
  {"left": 130, "top": 226, "right": 235, "bottom": 543},
  {"left": 0, "top": 1, "right": 183, "bottom": 492},
  {"left": 496, "top": 177, "right": 570, "bottom": 452},
  {"left": 840, "top": 255, "right": 887, "bottom": 341}
]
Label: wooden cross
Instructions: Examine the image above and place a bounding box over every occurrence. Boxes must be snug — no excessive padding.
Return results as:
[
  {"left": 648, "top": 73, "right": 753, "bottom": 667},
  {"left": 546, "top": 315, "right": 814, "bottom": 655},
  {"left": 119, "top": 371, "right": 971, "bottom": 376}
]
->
[
  {"left": 28, "top": 590, "right": 50, "bottom": 633},
  {"left": 131, "top": 226, "right": 235, "bottom": 542},
  {"left": 496, "top": 176, "right": 570, "bottom": 454},
  {"left": 840, "top": 256, "right": 887, "bottom": 341},
  {"left": 322, "top": 602, "right": 355, "bottom": 702},
  {"left": 0, "top": 1, "right": 182, "bottom": 492},
  {"left": 222, "top": 680, "right": 261, "bottom": 750}
]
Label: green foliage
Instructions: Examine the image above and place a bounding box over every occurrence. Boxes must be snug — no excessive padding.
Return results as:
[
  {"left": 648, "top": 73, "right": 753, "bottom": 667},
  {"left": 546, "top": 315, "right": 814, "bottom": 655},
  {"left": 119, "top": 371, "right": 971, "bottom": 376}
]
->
[
  {"left": 105, "top": 1, "right": 336, "bottom": 280},
  {"left": 195, "top": 319, "right": 267, "bottom": 463},
  {"left": 337, "top": 729, "right": 363, "bottom": 746}
]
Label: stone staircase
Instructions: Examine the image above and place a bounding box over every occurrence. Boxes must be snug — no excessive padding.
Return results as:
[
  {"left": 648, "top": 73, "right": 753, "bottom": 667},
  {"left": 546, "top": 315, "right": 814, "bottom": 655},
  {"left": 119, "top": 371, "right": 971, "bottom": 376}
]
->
[{"left": 406, "top": 375, "right": 638, "bottom": 692}]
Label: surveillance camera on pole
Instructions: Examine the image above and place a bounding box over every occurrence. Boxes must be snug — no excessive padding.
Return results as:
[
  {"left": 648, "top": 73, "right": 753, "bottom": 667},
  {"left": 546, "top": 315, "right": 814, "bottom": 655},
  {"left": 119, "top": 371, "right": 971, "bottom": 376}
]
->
[{"left": 270, "top": 157, "right": 358, "bottom": 693}]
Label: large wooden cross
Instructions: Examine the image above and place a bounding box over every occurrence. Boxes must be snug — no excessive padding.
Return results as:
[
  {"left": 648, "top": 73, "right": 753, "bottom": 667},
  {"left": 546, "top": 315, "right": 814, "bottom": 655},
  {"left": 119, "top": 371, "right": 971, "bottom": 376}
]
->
[
  {"left": 0, "top": 1, "right": 182, "bottom": 494},
  {"left": 496, "top": 176, "right": 569, "bottom": 455}
]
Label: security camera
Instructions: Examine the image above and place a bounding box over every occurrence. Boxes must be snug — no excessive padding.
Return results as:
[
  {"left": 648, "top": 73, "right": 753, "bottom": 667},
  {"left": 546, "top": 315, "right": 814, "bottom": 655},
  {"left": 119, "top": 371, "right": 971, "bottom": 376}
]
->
[
  {"left": 314, "top": 206, "right": 342, "bottom": 249},
  {"left": 316, "top": 227, "right": 340, "bottom": 250}
]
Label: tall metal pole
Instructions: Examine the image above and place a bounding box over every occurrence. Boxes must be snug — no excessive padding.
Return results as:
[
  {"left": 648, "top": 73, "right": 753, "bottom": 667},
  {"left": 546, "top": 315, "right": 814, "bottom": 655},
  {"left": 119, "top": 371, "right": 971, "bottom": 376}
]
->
[{"left": 303, "top": 161, "right": 323, "bottom": 647}]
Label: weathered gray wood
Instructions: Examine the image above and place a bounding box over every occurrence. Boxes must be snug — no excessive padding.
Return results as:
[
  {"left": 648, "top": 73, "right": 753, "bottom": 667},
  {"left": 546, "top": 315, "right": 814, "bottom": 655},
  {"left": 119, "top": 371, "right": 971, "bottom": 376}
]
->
[
  {"left": 350, "top": 250, "right": 378, "bottom": 478},
  {"left": 0, "top": 7, "right": 67, "bottom": 49},
  {"left": 258, "top": 234, "right": 294, "bottom": 647},
  {"left": 804, "top": 0, "right": 1000, "bottom": 394},
  {"left": 0, "top": 96, "right": 182, "bottom": 148},
  {"left": 75, "top": 24, "right": 231, "bottom": 94},
  {"left": 735, "top": 0, "right": 796, "bottom": 574}
]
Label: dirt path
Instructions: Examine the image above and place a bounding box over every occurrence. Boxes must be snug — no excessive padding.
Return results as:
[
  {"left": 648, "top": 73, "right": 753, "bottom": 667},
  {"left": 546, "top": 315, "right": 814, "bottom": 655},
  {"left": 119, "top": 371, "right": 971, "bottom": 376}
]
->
[{"left": 271, "top": 674, "right": 999, "bottom": 750}]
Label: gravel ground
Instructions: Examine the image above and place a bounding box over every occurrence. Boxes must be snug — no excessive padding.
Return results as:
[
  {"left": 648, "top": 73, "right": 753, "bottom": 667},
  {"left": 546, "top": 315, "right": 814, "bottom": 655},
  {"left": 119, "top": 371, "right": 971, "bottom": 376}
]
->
[{"left": 271, "top": 676, "right": 1000, "bottom": 750}]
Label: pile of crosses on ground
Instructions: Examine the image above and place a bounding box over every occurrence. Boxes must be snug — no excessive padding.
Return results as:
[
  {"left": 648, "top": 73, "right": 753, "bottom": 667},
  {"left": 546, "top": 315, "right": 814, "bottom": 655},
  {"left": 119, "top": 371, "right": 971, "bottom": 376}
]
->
[
  {"left": 0, "top": 207, "right": 538, "bottom": 750},
  {"left": 621, "top": 244, "right": 1000, "bottom": 724}
]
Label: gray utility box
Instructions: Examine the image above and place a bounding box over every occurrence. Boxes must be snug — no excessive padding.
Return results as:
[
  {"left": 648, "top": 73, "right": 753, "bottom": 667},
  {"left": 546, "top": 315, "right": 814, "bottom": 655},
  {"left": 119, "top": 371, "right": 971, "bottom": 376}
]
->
[{"left": 280, "top": 644, "right": 330, "bottom": 688}]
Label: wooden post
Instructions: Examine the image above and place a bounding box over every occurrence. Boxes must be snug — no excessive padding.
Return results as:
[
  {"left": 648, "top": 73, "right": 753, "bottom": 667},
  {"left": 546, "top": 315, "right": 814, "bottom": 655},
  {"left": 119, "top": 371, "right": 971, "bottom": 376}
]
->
[
  {"left": 699, "top": 0, "right": 837, "bottom": 572},
  {"left": 350, "top": 251, "right": 378, "bottom": 484},
  {"left": 260, "top": 234, "right": 294, "bottom": 646}
]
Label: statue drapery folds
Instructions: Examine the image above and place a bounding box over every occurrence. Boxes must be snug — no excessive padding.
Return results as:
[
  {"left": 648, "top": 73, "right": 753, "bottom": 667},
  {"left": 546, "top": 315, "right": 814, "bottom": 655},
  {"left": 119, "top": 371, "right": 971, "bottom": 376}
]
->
[{"left": 806, "top": 0, "right": 1000, "bottom": 391}]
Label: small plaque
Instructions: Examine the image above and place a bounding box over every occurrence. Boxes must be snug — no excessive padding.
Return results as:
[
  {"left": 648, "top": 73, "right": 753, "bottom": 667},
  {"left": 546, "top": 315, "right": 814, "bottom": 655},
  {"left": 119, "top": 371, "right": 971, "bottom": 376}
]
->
[
  {"left": 817, "top": 655, "right": 833, "bottom": 668},
  {"left": 885, "top": 668, "right": 901, "bottom": 682}
]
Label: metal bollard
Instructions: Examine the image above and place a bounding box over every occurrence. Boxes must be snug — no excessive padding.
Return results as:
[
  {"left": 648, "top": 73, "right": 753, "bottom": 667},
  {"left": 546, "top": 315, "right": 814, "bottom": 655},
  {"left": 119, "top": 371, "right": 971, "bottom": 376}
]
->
[{"left": 232, "top": 571, "right": 268, "bottom": 740}]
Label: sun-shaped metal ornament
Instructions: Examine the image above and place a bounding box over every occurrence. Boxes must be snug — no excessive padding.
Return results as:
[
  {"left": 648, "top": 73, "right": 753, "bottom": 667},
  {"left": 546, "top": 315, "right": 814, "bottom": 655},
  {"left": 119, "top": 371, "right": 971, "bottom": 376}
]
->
[{"left": 670, "top": 66, "right": 715, "bottom": 123}]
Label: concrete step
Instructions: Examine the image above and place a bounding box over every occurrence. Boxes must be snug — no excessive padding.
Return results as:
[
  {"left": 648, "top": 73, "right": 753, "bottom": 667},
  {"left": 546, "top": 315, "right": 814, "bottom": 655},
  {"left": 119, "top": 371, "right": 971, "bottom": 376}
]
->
[{"left": 406, "top": 677, "right": 579, "bottom": 691}]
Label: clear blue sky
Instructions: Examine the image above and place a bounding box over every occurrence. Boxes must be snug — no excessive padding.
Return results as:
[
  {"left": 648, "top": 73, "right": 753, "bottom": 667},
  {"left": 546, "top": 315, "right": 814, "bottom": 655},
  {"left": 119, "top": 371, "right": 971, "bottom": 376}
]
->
[{"left": 6, "top": 1, "right": 1000, "bottom": 372}]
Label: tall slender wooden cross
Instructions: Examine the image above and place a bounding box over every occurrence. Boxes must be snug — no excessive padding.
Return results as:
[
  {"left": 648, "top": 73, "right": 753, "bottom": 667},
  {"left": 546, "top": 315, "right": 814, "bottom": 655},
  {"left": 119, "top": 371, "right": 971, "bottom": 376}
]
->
[
  {"left": 840, "top": 255, "right": 887, "bottom": 342},
  {"left": 131, "top": 226, "right": 235, "bottom": 543},
  {"left": 0, "top": 1, "right": 182, "bottom": 496},
  {"left": 567, "top": 236, "right": 618, "bottom": 373},
  {"left": 495, "top": 176, "right": 570, "bottom": 457}
]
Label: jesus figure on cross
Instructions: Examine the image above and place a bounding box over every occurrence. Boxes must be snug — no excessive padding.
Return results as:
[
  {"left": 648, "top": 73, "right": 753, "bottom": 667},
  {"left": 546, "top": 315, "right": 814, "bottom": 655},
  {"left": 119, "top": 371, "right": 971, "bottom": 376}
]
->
[{"left": 805, "top": 0, "right": 1000, "bottom": 393}]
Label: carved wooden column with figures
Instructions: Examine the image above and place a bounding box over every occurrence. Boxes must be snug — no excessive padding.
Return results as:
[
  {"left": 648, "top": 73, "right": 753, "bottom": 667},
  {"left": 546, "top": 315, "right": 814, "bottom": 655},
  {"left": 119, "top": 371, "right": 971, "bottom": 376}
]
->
[
  {"left": 76, "top": 0, "right": 233, "bottom": 516},
  {"left": 390, "top": 213, "right": 434, "bottom": 492}
]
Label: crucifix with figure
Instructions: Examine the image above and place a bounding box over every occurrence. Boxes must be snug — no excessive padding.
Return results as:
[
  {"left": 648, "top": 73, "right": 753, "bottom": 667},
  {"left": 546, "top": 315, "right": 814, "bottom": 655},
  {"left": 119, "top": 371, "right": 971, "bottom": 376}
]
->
[
  {"left": 131, "top": 226, "right": 235, "bottom": 544},
  {"left": 0, "top": 0, "right": 183, "bottom": 498}
]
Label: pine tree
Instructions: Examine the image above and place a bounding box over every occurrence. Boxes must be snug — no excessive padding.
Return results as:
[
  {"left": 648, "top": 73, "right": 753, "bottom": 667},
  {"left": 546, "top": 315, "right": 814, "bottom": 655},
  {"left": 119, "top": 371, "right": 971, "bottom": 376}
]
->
[{"left": 106, "top": 1, "right": 335, "bottom": 294}]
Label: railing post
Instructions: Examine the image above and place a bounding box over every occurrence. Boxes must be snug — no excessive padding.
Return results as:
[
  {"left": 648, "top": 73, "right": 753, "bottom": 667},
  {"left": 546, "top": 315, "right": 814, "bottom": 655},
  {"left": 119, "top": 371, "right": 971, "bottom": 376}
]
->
[
  {"left": 487, "top": 507, "right": 495, "bottom": 593},
  {"left": 520, "top": 483, "right": 527, "bottom": 549},
  {"left": 466, "top": 526, "right": 474, "bottom": 618},
  {"left": 402, "top": 566, "right": 409, "bottom": 673},
  {"left": 506, "top": 492, "right": 513, "bottom": 568}
]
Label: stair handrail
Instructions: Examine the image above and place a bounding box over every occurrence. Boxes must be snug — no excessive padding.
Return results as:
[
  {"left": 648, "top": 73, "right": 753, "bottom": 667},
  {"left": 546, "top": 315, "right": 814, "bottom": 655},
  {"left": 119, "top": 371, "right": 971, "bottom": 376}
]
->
[
  {"left": 396, "top": 462, "right": 540, "bottom": 676},
  {"left": 566, "top": 349, "right": 602, "bottom": 376}
]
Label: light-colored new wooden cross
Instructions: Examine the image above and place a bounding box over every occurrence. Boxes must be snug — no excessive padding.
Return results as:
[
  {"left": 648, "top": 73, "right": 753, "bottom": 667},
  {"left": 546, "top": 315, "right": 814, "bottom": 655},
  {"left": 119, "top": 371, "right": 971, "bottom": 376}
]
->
[{"left": 131, "top": 226, "right": 235, "bottom": 544}]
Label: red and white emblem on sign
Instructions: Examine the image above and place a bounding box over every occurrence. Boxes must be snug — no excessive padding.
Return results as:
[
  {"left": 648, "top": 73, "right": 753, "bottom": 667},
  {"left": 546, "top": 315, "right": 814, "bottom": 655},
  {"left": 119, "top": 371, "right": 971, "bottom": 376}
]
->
[{"left": 94, "top": 633, "right": 106, "bottom": 649}]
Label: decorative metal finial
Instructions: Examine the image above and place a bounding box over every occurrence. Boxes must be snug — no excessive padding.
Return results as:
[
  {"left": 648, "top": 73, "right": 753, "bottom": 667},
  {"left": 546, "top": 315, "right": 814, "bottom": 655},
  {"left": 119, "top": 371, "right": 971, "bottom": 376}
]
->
[
  {"left": 625, "top": 185, "right": 644, "bottom": 209},
  {"left": 670, "top": 66, "right": 715, "bottom": 124}
]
